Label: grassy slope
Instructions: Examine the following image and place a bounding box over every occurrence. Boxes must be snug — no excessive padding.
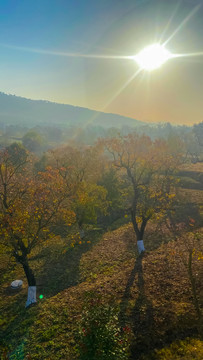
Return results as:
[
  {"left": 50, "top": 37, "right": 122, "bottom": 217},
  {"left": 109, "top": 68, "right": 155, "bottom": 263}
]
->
[
  {"left": 0, "top": 223, "right": 202, "bottom": 360},
  {"left": 177, "top": 163, "right": 203, "bottom": 191},
  {"left": 0, "top": 164, "right": 203, "bottom": 360}
]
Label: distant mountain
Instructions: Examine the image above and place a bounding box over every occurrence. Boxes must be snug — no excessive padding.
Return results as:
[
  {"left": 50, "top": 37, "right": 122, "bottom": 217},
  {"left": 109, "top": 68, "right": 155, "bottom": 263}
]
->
[{"left": 0, "top": 92, "right": 143, "bottom": 129}]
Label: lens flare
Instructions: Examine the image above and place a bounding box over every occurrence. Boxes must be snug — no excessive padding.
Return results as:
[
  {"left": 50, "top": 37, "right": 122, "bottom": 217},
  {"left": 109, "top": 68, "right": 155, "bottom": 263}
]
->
[{"left": 133, "top": 44, "right": 172, "bottom": 71}]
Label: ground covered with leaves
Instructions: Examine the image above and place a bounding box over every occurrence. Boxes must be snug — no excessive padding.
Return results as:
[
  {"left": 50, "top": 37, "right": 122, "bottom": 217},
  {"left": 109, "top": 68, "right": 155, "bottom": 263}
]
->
[{"left": 0, "top": 220, "right": 202, "bottom": 359}]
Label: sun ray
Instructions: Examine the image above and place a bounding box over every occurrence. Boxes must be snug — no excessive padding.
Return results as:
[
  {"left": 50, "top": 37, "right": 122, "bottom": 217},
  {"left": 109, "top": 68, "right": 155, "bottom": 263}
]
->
[
  {"left": 159, "top": 0, "right": 182, "bottom": 43},
  {"left": 174, "top": 57, "right": 203, "bottom": 65},
  {"left": 163, "top": 3, "right": 201, "bottom": 46},
  {"left": 102, "top": 68, "right": 142, "bottom": 110},
  {"left": 0, "top": 43, "right": 131, "bottom": 60},
  {"left": 173, "top": 51, "right": 203, "bottom": 58},
  {"left": 72, "top": 68, "right": 142, "bottom": 140}
]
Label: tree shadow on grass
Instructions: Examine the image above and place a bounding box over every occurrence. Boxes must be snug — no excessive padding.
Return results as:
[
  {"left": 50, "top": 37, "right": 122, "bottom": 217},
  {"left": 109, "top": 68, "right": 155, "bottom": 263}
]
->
[
  {"left": 119, "top": 253, "right": 200, "bottom": 360},
  {"left": 32, "top": 232, "right": 103, "bottom": 298},
  {"left": 119, "top": 253, "right": 158, "bottom": 360},
  {"left": 1, "top": 232, "right": 103, "bottom": 356},
  {"left": 0, "top": 293, "right": 37, "bottom": 357},
  {"left": 119, "top": 254, "right": 144, "bottom": 329},
  {"left": 130, "top": 256, "right": 157, "bottom": 359}
]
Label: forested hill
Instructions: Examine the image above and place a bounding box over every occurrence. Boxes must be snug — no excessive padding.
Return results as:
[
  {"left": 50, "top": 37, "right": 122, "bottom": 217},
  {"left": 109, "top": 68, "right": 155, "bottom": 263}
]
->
[{"left": 0, "top": 92, "right": 142, "bottom": 128}]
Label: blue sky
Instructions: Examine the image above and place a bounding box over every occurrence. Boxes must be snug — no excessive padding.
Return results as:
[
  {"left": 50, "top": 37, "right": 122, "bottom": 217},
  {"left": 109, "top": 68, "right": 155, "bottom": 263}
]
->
[{"left": 0, "top": 0, "right": 203, "bottom": 124}]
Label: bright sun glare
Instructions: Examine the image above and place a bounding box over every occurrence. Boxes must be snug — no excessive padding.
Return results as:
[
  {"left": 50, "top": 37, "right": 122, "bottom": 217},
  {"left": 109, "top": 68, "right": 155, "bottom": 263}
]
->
[{"left": 134, "top": 43, "right": 172, "bottom": 71}]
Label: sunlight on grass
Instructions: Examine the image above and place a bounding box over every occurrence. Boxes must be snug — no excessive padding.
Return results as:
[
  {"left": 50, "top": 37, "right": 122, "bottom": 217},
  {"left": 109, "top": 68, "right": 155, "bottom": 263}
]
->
[{"left": 146, "top": 338, "right": 203, "bottom": 360}]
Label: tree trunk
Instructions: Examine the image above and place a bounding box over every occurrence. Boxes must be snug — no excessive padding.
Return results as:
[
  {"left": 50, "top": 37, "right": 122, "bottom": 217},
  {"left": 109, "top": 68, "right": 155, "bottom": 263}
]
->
[
  {"left": 15, "top": 254, "right": 37, "bottom": 308},
  {"left": 26, "top": 286, "right": 37, "bottom": 308},
  {"left": 22, "top": 260, "right": 36, "bottom": 286},
  {"left": 137, "top": 240, "right": 145, "bottom": 254},
  {"left": 23, "top": 260, "right": 37, "bottom": 307},
  {"left": 137, "top": 221, "right": 147, "bottom": 254},
  {"left": 130, "top": 210, "right": 146, "bottom": 254}
]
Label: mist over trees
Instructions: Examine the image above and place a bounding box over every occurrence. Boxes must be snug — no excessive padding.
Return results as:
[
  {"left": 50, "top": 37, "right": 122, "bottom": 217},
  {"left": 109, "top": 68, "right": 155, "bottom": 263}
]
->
[
  {"left": 0, "top": 93, "right": 202, "bottom": 162},
  {"left": 1, "top": 94, "right": 202, "bottom": 359},
  {"left": 1, "top": 122, "right": 202, "bottom": 164}
]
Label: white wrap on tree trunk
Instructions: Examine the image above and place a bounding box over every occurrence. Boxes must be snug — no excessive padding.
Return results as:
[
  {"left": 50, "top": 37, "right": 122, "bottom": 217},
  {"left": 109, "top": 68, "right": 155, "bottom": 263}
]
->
[
  {"left": 137, "top": 240, "right": 145, "bottom": 254},
  {"left": 26, "top": 286, "right": 37, "bottom": 308}
]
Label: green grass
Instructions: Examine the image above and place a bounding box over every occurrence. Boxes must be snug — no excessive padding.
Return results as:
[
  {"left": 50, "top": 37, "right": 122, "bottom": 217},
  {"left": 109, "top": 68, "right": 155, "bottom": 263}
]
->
[
  {"left": 176, "top": 165, "right": 203, "bottom": 191},
  {"left": 0, "top": 223, "right": 202, "bottom": 359},
  {"left": 142, "top": 338, "right": 203, "bottom": 360},
  {"left": 178, "top": 176, "right": 203, "bottom": 190}
]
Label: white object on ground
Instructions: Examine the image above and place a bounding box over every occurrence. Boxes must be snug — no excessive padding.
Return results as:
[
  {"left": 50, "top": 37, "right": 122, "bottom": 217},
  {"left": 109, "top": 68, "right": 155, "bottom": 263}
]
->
[
  {"left": 25, "top": 286, "right": 37, "bottom": 308},
  {"left": 11, "top": 280, "right": 23, "bottom": 289},
  {"left": 137, "top": 240, "right": 145, "bottom": 254}
]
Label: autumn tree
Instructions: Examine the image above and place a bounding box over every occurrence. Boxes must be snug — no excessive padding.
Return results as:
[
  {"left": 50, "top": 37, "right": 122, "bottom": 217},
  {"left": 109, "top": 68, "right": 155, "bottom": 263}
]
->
[
  {"left": 101, "top": 134, "right": 181, "bottom": 253},
  {"left": 0, "top": 146, "right": 75, "bottom": 307},
  {"left": 73, "top": 182, "right": 107, "bottom": 235},
  {"left": 98, "top": 167, "right": 125, "bottom": 227},
  {"left": 44, "top": 144, "right": 108, "bottom": 236}
]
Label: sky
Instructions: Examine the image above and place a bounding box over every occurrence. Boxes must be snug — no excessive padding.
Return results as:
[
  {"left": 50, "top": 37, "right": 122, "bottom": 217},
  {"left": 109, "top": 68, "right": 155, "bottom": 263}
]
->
[{"left": 0, "top": 0, "right": 203, "bottom": 125}]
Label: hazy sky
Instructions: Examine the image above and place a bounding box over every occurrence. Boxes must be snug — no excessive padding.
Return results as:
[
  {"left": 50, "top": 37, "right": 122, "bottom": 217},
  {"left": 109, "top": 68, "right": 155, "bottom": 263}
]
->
[{"left": 0, "top": 0, "right": 203, "bottom": 125}]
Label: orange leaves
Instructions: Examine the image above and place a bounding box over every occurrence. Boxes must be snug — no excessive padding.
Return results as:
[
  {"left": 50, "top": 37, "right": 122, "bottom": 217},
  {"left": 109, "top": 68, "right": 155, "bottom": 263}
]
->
[
  {"left": 197, "top": 252, "right": 203, "bottom": 260},
  {"left": 101, "top": 133, "right": 179, "bottom": 238},
  {"left": 0, "top": 153, "right": 77, "bottom": 254},
  {"left": 189, "top": 218, "right": 195, "bottom": 227}
]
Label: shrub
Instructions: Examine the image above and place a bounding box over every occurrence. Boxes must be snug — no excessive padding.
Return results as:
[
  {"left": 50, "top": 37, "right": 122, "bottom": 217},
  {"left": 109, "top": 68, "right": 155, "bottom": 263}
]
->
[{"left": 75, "top": 292, "right": 131, "bottom": 360}]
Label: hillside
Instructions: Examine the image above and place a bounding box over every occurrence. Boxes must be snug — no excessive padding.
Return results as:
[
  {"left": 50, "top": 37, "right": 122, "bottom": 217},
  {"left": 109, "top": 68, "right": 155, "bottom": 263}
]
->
[
  {"left": 1, "top": 222, "right": 202, "bottom": 360},
  {"left": 0, "top": 162, "right": 203, "bottom": 360},
  {"left": 0, "top": 92, "right": 142, "bottom": 129}
]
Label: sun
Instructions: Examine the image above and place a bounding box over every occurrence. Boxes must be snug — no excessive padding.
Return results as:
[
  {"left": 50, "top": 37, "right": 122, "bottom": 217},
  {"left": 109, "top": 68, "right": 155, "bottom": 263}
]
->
[{"left": 133, "top": 43, "right": 172, "bottom": 71}]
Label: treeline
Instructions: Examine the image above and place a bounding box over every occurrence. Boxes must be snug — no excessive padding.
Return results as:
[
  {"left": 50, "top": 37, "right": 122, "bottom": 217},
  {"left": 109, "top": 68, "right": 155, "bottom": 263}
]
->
[{"left": 0, "top": 121, "right": 203, "bottom": 161}]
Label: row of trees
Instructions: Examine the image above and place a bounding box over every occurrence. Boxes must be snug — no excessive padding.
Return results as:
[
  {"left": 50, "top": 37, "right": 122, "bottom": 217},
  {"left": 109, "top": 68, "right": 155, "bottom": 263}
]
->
[
  {"left": 0, "top": 134, "right": 183, "bottom": 307},
  {"left": 1, "top": 122, "right": 203, "bottom": 161}
]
